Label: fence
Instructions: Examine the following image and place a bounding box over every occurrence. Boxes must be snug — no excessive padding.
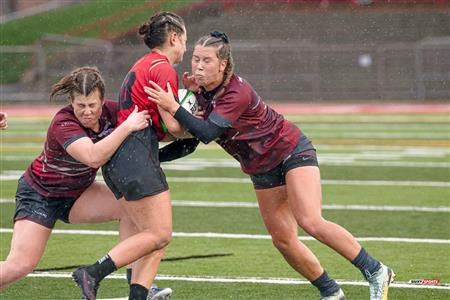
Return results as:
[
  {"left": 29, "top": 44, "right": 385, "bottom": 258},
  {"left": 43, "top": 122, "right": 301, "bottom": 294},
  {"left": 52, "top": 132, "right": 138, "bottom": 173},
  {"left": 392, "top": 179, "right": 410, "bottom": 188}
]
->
[{"left": 1, "top": 35, "right": 449, "bottom": 102}]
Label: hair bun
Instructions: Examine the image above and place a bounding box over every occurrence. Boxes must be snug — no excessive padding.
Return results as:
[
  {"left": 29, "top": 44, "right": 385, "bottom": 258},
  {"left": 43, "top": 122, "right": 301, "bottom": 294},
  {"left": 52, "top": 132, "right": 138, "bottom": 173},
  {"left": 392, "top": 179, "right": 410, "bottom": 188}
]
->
[{"left": 138, "top": 22, "right": 150, "bottom": 36}]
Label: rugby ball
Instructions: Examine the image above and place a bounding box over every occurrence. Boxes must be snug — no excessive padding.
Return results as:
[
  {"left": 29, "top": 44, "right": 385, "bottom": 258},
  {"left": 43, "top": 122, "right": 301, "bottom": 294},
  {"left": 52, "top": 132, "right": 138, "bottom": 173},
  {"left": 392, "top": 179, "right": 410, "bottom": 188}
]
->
[{"left": 178, "top": 89, "right": 198, "bottom": 114}]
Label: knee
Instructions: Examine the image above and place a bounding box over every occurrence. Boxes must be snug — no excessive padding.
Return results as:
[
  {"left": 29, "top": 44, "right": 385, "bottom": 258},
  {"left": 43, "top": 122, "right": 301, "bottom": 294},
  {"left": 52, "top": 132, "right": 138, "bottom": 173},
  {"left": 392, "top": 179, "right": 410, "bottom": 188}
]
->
[
  {"left": 5, "top": 258, "right": 37, "bottom": 279},
  {"left": 154, "top": 231, "right": 172, "bottom": 250},
  {"left": 298, "top": 217, "right": 325, "bottom": 238},
  {"left": 271, "top": 234, "right": 296, "bottom": 253},
  {"left": 142, "top": 229, "right": 172, "bottom": 250}
]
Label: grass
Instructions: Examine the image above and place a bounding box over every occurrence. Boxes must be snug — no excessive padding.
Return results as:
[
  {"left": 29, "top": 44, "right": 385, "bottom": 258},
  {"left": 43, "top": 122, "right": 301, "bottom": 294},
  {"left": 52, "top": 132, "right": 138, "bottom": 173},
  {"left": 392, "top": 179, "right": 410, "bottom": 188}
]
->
[
  {"left": 0, "top": 0, "right": 202, "bottom": 83},
  {"left": 0, "top": 111, "right": 449, "bottom": 299}
]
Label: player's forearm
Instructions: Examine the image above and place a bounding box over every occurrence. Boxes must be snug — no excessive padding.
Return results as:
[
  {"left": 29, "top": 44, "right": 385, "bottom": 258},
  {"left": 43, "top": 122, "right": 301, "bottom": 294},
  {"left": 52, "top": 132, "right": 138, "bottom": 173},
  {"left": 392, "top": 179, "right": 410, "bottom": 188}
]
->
[
  {"left": 159, "top": 106, "right": 187, "bottom": 138},
  {"left": 173, "top": 107, "right": 225, "bottom": 144}
]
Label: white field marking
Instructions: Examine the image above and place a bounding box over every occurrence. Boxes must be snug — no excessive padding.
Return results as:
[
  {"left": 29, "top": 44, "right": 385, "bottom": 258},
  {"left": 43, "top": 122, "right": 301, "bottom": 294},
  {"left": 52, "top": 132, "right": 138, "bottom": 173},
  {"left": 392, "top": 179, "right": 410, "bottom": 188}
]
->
[
  {"left": 1, "top": 173, "right": 449, "bottom": 187},
  {"left": 1, "top": 198, "right": 448, "bottom": 212},
  {"left": 1, "top": 228, "right": 448, "bottom": 244},
  {"left": 2, "top": 155, "right": 449, "bottom": 168},
  {"left": 167, "top": 177, "right": 450, "bottom": 187},
  {"left": 26, "top": 272, "right": 450, "bottom": 291}
]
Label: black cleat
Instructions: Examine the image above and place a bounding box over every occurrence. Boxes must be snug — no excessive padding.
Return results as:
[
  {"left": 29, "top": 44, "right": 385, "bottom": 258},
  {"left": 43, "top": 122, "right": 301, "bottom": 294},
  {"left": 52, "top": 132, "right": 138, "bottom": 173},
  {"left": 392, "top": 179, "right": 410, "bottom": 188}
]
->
[{"left": 72, "top": 267, "right": 99, "bottom": 300}]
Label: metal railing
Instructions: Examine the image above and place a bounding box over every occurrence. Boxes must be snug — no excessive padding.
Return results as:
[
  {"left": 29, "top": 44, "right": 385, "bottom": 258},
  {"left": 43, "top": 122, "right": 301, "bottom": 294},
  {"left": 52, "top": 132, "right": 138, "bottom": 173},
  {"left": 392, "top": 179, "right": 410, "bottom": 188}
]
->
[{"left": 1, "top": 35, "right": 449, "bottom": 102}]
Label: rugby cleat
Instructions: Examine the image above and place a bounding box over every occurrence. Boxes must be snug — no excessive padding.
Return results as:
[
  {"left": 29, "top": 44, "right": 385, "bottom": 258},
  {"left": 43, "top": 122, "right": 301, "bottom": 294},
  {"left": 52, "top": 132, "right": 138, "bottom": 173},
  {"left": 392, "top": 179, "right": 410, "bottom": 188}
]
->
[
  {"left": 148, "top": 286, "right": 173, "bottom": 300},
  {"left": 320, "top": 288, "right": 346, "bottom": 300},
  {"left": 367, "top": 263, "right": 395, "bottom": 300},
  {"left": 72, "top": 267, "right": 99, "bottom": 300}
]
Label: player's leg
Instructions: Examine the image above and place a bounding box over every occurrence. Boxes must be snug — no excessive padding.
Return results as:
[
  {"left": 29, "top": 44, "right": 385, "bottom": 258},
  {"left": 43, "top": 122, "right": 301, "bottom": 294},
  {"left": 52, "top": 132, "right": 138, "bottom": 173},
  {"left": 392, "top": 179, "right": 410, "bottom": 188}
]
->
[
  {"left": 69, "top": 181, "right": 171, "bottom": 299},
  {"left": 285, "top": 166, "right": 360, "bottom": 259},
  {"left": 0, "top": 220, "right": 51, "bottom": 288},
  {"left": 255, "top": 186, "right": 343, "bottom": 299},
  {"left": 1, "top": 176, "right": 59, "bottom": 288},
  {"left": 285, "top": 165, "right": 394, "bottom": 300}
]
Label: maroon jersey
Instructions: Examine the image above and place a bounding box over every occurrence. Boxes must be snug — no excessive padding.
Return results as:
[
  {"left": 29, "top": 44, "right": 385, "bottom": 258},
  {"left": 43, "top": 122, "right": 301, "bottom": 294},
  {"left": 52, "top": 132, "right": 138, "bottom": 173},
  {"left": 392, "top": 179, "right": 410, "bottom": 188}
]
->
[
  {"left": 117, "top": 51, "right": 179, "bottom": 141},
  {"left": 197, "top": 74, "right": 301, "bottom": 174},
  {"left": 23, "top": 100, "right": 117, "bottom": 199}
]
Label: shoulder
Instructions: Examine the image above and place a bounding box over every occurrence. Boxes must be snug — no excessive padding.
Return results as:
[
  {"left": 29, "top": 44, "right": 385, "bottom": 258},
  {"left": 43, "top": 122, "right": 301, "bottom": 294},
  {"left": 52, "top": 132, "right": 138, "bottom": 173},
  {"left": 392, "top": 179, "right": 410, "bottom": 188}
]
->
[
  {"left": 52, "top": 105, "right": 78, "bottom": 126},
  {"left": 103, "top": 100, "right": 118, "bottom": 115},
  {"left": 220, "top": 75, "right": 252, "bottom": 104}
]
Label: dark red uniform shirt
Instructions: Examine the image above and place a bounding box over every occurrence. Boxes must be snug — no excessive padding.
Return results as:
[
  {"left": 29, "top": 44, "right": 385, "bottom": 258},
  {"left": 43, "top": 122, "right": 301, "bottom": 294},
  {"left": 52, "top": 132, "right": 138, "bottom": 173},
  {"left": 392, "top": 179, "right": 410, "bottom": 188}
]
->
[
  {"left": 23, "top": 100, "right": 117, "bottom": 199},
  {"left": 117, "top": 51, "right": 179, "bottom": 141},
  {"left": 197, "top": 74, "right": 301, "bottom": 174}
]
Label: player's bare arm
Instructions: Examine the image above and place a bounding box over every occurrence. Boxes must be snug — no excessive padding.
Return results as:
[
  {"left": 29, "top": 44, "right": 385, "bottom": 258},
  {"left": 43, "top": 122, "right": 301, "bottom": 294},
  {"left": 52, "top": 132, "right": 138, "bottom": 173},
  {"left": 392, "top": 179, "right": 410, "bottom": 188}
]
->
[{"left": 67, "top": 106, "right": 150, "bottom": 168}]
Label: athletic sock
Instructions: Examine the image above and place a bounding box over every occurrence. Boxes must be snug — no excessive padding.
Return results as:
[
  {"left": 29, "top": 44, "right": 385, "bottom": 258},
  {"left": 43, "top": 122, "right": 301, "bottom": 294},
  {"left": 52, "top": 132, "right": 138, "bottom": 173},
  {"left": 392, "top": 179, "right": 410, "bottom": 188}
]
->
[
  {"left": 311, "top": 270, "right": 341, "bottom": 297},
  {"left": 86, "top": 254, "right": 118, "bottom": 282},
  {"left": 351, "top": 247, "right": 381, "bottom": 280},
  {"left": 126, "top": 268, "right": 132, "bottom": 286},
  {"left": 129, "top": 283, "right": 149, "bottom": 300}
]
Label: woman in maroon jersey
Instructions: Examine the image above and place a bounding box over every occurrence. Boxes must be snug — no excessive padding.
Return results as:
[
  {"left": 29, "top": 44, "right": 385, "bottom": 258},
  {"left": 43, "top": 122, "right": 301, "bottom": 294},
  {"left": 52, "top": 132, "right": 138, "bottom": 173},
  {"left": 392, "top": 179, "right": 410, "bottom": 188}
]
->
[
  {"left": 0, "top": 67, "right": 150, "bottom": 289},
  {"left": 72, "top": 12, "right": 197, "bottom": 300},
  {"left": 145, "top": 32, "right": 395, "bottom": 300}
]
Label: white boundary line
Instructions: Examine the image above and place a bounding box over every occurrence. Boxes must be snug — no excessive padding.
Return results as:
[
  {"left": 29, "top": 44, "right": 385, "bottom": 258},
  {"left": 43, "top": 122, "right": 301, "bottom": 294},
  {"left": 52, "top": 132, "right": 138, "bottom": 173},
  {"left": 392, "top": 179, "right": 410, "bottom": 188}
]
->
[
  {"left": 1, "top": 228, "right": 448, "bottom": 244},
  {"left": 27, "top": 272, "right": 450, "bottom": 291},
  {"left": 1, "top": 198, "right": 449, "bottom": 213},
  {"left": 1, "top": 173, "right": 450, "bottom": 187}
]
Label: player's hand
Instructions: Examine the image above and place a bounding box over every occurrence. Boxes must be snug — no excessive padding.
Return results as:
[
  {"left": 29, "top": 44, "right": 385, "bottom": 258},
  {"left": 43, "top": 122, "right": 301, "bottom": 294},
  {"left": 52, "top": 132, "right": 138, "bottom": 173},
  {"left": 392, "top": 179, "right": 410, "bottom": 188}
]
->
[
  {"left": 182, "top": 72, "right": 200, "bottom": 92},
  {"left": 123, "top": 105, "right": 150, "bottom": 132},
  {"left": 0, "top": 112, "right": 8, "bottom": 130},
  {"left": 144, "top": 81, "right": 180, "bottom": 115},
  {"left": 194, "top": 107, "right": 204, "bottom": 119}
]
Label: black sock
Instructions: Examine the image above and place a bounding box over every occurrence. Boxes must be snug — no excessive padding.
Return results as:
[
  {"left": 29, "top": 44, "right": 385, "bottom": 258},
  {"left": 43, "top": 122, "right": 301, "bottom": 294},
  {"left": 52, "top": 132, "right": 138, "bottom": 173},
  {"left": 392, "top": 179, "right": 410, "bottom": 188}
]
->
[
  {"left": 351, "top": 247, "right": 381, "bottom": 280},
  {"left": 86, "top": 254, "right": 118, "bottom": 282},
  {"left": 126, "top": 268, "right": 132, "bottom": 286},
  {"left": 311, "top": 271, "right": 340, "bottom": 297},
  {"left": 129, "top": 283, "right": 149, "bottom": 300}
]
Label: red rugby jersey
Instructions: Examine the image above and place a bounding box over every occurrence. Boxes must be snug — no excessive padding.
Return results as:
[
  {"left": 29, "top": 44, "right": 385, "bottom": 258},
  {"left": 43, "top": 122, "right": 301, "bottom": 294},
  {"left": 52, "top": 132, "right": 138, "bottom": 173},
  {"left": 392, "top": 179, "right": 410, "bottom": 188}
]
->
[
  {"left": 23, "top": 100, "right": 117, "bottom": 199},
  {"left": 197, "top": 74, "right": 301, "bottom": 174},
  {"left": 117, "top": 51, "right": 179, "bottom": 140}
]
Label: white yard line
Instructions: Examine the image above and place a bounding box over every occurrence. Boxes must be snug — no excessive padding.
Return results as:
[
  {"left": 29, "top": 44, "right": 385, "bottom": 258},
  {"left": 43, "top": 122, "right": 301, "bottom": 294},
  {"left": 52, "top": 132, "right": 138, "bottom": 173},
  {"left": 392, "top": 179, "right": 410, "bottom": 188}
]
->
[
  {"left": 1, "top": 173, "right": 448, "bottom": 186},
  {"left": 1, "top": 228, "right": 448, "bottom": 244},
  {"left": 1, "top": 198, "right": 448, "bottom": 212},
  {"left": 27, "top": 272, "right": 450, "bottom": 291}
]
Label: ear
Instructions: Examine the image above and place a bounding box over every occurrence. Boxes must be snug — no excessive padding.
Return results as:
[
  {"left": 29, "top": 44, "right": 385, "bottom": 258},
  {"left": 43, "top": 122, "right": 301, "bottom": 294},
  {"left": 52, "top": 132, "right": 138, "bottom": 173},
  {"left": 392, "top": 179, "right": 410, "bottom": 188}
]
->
[
  {"left": 219, "top": 59, "right": 228, "bottom": 73},
  {"left": 169, "top": 31, "right": 178, "bottom": 46}
]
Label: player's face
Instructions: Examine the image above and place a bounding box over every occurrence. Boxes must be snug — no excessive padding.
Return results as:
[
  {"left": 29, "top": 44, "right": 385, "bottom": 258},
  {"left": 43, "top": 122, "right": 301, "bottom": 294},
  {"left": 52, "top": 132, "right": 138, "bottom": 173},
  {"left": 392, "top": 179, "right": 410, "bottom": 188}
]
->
[
  {"left": 71, "top": 89, "right": 103, "bottom": 131},
  {"left": 174, "top": 29, "right": 187, "bottom": 64},
  {"left": 192, "top": 45, "right": 227, "bottom": 91}
]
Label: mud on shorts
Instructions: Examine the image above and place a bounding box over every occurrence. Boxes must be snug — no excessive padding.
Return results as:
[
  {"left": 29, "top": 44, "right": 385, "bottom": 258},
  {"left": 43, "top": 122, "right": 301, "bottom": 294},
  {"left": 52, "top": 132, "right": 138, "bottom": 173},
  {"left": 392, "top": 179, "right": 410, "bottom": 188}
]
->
[
  {"left": 14, "top": 176, "right": 77, "bottom": 229},
  {"left": 102, "top": 126, "right": 168, "bottom": 201},
  {"left": 250, "top": 134, "right": 319, "bottom": 190}
]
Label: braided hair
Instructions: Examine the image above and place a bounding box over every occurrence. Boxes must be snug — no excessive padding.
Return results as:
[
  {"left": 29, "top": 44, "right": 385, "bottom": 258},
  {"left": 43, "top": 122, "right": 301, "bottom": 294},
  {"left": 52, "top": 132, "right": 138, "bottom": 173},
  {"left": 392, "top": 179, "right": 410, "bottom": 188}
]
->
[
  {"left": 139, "top": 11, "right": 185, "bottom": 49},
  {"left": 195, "top": 31, "right": 234, "bottom": 87},
  {"left": 50, "top": 66, "right": 105, "bottom": 101}
]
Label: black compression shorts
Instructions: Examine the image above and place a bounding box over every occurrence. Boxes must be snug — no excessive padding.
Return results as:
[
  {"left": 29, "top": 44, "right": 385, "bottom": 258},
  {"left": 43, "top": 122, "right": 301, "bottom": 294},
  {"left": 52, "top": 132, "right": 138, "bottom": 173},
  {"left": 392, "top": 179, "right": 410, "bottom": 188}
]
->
[
  {"left": 102, "top": 126, "right": 168, "bottom": 201},
  {"left": 250, "top": 134, "right": 318, "bottom": 190},
  {"left": 14, "top": 176, "right": 77, "bottom": 228}
]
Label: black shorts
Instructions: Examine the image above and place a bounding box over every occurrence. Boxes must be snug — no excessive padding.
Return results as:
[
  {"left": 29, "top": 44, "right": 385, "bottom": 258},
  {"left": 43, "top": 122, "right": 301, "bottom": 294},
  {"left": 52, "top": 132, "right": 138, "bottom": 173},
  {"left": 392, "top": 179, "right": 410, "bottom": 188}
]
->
[
  {"left": 102, "top": 126, "right": 168, "bottom": 201},
  {"left": 14, "top": 176, "right": 77, "bottom": 229},
  {"left": 250, "top": 135, "right": 319, "bottom": 190}
]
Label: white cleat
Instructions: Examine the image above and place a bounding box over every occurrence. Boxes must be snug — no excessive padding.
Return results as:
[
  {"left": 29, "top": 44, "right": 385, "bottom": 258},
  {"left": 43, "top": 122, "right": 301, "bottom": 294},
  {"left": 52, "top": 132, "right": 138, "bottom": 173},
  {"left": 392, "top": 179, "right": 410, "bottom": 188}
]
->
[
  {"left": 148, "top": 286, "right": 172, "bottom": 300},
  {"left": 367, "top": 263, "right": 395, "bottom": 300},
  {"left": 320, "top": 288, "right": 346, "bottom": 300}
]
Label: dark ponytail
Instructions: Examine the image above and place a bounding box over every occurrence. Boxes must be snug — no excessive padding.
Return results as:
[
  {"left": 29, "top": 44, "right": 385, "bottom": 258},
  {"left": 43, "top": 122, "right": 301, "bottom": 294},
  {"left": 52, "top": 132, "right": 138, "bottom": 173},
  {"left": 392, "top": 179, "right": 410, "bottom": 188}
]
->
[{"left": 139, "top": 11, "right": 185, "bottom": 49}]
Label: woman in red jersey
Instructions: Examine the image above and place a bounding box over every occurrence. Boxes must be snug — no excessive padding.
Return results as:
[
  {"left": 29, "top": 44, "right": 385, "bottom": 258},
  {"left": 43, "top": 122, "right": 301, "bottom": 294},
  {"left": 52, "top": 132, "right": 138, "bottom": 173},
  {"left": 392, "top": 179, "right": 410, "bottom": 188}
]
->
[
  {"left": 73, "top": 12, "right": 197, "bottom": 300},
  {"left": 0, "top": 67, "right": 150, "bottom": 289},
  {"left": 145, "top": 32, "right": 395, "bottom": 300}
]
